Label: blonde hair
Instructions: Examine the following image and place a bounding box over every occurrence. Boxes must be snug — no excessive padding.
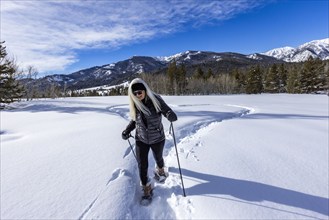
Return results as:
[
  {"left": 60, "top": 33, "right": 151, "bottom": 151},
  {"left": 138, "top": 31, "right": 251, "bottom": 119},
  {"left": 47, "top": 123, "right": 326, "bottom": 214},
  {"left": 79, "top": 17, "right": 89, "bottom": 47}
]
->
[{"left": 128, "top": 78, "right": 161, "bottom": 121}]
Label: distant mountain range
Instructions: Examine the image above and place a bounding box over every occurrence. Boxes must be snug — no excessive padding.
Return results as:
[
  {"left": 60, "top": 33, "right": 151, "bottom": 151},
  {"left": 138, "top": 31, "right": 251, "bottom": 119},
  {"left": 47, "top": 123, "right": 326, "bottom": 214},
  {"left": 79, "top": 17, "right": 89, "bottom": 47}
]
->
[
  {"left": 261, "top": 38, "right": 329, "bottom": 62},
  {"left": 30, "top": 38, "right": 329, "bottom": 90}
]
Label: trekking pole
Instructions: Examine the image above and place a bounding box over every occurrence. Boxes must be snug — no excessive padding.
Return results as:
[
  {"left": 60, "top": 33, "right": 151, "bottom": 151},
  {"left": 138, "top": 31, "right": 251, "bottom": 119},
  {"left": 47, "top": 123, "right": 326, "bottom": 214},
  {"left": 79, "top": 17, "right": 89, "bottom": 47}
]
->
[
  {"left": 127, "top": 135, "right": 138, "bottom": 162},
  {"left": 170, "top": 122, "right": 186, "bottom": 197}
]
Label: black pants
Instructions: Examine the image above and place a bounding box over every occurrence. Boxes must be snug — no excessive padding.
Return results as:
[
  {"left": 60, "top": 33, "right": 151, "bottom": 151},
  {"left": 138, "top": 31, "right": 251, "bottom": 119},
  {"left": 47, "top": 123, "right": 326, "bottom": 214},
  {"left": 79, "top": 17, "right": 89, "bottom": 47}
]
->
[{"left": 136, "top": 139, "right": 165, "bottom": 185}]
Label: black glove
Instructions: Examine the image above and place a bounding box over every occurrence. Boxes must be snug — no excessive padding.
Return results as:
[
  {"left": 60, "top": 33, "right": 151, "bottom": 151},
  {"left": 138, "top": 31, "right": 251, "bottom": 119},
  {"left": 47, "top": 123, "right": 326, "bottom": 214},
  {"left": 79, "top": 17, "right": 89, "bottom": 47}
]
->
[
  {"left": 122, "top": 130, "right": 130, "bottom": 140},
  {"left": 166, "top": 110, "right": 177, "bottom": 122}
]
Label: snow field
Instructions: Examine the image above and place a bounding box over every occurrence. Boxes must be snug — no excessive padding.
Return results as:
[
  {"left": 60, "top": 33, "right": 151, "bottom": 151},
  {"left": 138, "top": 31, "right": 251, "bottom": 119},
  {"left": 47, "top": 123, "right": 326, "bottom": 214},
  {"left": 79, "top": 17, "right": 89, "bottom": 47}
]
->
[{"left": 1, "top": 94, "right": 328, "bottom": 219}]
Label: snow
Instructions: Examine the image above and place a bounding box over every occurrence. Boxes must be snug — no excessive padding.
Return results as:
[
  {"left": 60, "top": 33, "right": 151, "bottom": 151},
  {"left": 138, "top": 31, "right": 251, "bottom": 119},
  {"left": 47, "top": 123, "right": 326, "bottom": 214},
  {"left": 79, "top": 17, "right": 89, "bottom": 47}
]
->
[
  {"left": 262, "top": 38, "right": 329, "bottom": 62},
  {"left": 104, "top": 63, "right": 116, "bottom": 68},
  {"left": 299, "top": 39, "right": 329, "bottom": 52},
  {"left": 105, "top": 70, "right": 112, "bottom": 75},
  {"left": 51, "top": 75, "right": 65, "bottom": 82},
  {"left": 1, "top": 94, "right": 328, "bottom": 219},
  {"left": 213, "top": 55, "right": 222, "bottom": 61},
  {"left": 157, "top": 51, "right": 191, "bottom": 62},
  {"left": 262, "top": 46, "right": 296, "bottom": 60},
  {"left": 78, "top": 82, "right": 129, "bottom": 93},
  {"left": 247, "top": 54, "right": 263, "bottom": 60}
]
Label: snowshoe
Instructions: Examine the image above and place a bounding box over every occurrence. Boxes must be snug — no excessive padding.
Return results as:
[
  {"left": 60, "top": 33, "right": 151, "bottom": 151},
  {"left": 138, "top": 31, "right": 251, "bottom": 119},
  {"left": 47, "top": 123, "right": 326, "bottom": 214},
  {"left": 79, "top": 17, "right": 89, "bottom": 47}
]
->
[
  {"left": 140, "top": 181, "right": 153, "bottom": 206},
  {"left": 154, "top": 166, "right": 168, "bottom": 183},
  {"left": 140, "top": 194, "right": 152, "bottom": 206}
]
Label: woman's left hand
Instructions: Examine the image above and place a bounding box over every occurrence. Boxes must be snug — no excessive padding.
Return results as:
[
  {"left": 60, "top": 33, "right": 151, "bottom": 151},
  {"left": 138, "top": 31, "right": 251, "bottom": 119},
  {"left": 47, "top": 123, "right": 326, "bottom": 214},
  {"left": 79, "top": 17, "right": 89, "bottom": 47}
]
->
[{"left": 166, "top": 110, "right": 177, "bottom": 122}]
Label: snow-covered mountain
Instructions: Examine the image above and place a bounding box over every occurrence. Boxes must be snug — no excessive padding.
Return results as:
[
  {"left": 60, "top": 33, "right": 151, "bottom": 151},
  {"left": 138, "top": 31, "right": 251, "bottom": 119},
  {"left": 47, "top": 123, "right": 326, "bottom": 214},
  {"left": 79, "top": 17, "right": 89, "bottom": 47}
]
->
[
  {"left": 29, "top": 51, "right": 281, "bottom": 90},
  {"left": 25, "top": 38, "right": 328, "bottom": 91},
  {"left": 157, "top": 50, "right": 279, "bottom": 66},
  {"left": 262, "top": 38, "right": 329, "bottom": 62},
  {"left": 30, "top": 56, "right": 167, "bottom": 90}
]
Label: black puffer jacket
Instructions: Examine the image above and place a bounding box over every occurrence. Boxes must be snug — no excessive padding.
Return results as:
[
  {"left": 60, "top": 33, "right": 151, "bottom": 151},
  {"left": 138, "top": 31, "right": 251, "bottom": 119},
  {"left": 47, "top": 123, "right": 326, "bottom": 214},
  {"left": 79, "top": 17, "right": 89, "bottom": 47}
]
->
[{"left": 125, "top": 94, "right": 175, "bottom": 144}]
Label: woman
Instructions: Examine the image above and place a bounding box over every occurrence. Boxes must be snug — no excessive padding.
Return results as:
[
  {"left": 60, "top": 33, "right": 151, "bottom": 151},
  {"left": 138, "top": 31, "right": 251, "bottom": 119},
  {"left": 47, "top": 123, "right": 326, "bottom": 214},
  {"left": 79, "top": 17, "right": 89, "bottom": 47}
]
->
[{"left": 121, "top": 78, "right": 177, "bottom": 200}]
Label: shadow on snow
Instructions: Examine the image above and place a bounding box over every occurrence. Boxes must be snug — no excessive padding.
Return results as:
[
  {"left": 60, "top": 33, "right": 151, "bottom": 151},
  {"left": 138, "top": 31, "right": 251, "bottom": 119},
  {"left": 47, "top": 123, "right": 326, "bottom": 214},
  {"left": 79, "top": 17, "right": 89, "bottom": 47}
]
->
[
  {"left": 5, "top": 103, "right": 328, "bottom": 121},
  {"left": 171, "top": 168, "right": 329, "bottom": 217},
  {"left": 5, "top": 103, "right": 118, "bottom": 115}
]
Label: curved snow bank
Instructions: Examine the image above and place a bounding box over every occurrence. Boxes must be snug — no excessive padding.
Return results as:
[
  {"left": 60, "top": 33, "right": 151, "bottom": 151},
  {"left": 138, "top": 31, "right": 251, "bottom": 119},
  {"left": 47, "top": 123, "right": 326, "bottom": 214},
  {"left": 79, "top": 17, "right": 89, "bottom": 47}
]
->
[{"left": 81, "top": 168, "right": 136, "bottom": 219}]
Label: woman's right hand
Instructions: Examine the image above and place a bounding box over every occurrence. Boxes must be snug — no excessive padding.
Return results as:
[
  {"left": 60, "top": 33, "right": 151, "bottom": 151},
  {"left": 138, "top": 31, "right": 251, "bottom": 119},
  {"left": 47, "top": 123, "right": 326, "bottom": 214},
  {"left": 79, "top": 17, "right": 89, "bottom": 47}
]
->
[
  {"left": 121, "top": 130, "right": 130, "bottom": 140},
  {"left": 122, "top": 130, "right": 130, "bottom": 140}
]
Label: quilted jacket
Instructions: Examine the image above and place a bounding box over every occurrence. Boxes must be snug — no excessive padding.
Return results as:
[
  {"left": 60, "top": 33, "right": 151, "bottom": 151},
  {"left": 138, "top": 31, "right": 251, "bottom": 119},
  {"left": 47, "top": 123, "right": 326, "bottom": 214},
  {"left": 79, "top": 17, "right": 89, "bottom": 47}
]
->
[{"left": 125, "top": 94, "right": 174, "bottom": 144}]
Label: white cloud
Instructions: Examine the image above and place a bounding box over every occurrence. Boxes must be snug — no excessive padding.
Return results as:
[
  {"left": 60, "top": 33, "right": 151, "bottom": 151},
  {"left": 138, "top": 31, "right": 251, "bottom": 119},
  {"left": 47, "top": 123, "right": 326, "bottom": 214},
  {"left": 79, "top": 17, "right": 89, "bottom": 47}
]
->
[{"left": 1, "top": 0, "right": 265, "bottom": 73}]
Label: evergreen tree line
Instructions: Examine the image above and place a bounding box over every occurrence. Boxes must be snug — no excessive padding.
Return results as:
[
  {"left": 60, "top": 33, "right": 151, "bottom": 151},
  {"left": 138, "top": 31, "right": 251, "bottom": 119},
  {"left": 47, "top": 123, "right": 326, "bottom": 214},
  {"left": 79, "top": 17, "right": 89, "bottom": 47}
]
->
[
  {"left": 141, "top": 58, "right": 329, "bottom": 95},
  {"left": 1, "top": 39, "right": 328, "bottom": 107}
]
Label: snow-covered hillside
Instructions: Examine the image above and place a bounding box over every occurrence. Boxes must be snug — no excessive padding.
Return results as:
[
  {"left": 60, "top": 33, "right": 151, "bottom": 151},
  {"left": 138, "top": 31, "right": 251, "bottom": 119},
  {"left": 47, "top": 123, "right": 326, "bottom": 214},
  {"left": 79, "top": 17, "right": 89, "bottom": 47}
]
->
[
  {"left": 1, "top": 94, "right": 328, "bottom": 219},
  {"left": 77, "top": 81, "right": 129, "bottom": 95},
  {"left": 262, "top": 38, "right": 329, "bottom": 62}
]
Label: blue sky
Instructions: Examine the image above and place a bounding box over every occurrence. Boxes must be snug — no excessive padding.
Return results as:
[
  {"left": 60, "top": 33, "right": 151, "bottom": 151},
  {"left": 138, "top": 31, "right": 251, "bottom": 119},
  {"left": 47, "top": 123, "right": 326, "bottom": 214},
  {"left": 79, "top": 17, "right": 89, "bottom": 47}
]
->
[{"left": 1, "top": 0, "right": 328, "bottom": 76}]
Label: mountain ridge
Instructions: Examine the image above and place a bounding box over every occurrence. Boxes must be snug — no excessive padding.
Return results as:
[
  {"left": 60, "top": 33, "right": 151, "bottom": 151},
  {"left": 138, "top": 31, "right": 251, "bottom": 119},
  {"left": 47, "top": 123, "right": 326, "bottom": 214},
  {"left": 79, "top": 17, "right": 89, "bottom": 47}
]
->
[
  {"left": 28, "top": 38, "right": 329, "bottom": 90},
  {"left": 262, "top": 38, "right": 329, "bottom": 62}
]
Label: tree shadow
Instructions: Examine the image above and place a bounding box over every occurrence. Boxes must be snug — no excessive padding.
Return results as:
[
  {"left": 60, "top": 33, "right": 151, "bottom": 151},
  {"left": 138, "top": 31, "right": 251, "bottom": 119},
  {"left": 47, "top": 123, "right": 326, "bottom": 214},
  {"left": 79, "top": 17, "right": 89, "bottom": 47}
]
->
[
  {"left": 178, "top": 111, "right": 329, "bottom": 121},
  {"left": 6, "top": 102, "right": 328, "bottom": 121},
  {"left": 5, "top": 103, "right": 114, "bottom": 115},
  {"left": 171, "top": 168, "right": 329, "bottom": 217}
]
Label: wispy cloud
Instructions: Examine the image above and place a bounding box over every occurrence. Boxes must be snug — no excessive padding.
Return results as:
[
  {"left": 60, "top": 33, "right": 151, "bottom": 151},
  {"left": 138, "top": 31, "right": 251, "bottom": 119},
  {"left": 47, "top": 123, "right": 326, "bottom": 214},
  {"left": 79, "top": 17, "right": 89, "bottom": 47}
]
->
[{"left": 1, "top": 0, "right": 265, "bottom": 73}]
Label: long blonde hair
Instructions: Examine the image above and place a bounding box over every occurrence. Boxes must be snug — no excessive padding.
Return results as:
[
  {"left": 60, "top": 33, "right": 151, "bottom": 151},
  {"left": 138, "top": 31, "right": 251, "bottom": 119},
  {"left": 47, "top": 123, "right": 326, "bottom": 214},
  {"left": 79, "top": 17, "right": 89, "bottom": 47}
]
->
[{"left": 128, "top": 78, "right": 161, "bottom": 121}]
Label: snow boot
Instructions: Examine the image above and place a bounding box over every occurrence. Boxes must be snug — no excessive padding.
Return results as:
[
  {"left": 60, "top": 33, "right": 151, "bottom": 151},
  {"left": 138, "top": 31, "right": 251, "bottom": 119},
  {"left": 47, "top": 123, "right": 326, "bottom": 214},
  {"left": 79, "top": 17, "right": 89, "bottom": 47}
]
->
[
  {"left": 154, "top": 166, "right": 168, "bottom": 183},
  {"left": 140, "top": 180, "right": 153, "bottom": 206}
]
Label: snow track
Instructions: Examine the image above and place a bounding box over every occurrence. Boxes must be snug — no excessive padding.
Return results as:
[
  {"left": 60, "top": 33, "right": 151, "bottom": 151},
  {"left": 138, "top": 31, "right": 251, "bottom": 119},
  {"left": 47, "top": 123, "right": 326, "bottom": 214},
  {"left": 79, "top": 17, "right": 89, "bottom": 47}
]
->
[{"left": 96, "top": 103, "right": 253, "bottom": 219}]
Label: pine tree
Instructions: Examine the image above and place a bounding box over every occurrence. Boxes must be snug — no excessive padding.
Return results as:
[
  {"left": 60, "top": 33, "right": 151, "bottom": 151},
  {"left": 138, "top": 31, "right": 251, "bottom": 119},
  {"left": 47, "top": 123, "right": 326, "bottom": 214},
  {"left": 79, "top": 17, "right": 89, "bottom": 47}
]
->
[
  {"left": 193, "top": 66, "right": 204, "bottom": 80},
  {"left": 278, "top": 63, "right": 287, "bottom": 93},
  {"left": 322, "top": 62, "right": 329, "bottom": 93},
  {"left": 245, "top": 65, "right": 263, "bottom": 94},
  {"left": 233, "top": 68, "right": 246, "bottom": 93},
  {"left": 167, "top": 60, "right": 177, "bottom": 95},
  {"left": 176, "top": 64, "right": 187, "bottom": 95},
  {"left": 300, "top": 57, "right": 324, "bottom": 93},
  {"left": 0, "top": 41, "right": 24, "bottom": 106},
  {"left": 264, "top": 63, "right": 280, "bottom": 93},
  {"left": 205, "top": 68, "right": 214, "bottom": 80},
  {"left": 314, "top": 60, "right": 328, "bottom": 93},
  {"left": 286, "top": 66, "right": 301, "bottom": 93}
]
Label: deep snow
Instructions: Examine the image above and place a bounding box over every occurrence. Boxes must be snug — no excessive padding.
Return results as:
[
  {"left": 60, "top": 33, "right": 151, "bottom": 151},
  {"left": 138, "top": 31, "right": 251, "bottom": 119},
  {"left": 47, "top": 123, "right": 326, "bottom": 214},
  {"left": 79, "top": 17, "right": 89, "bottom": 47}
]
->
[{"left": 1, "top": 94, "right": 328, "bottom": 219}]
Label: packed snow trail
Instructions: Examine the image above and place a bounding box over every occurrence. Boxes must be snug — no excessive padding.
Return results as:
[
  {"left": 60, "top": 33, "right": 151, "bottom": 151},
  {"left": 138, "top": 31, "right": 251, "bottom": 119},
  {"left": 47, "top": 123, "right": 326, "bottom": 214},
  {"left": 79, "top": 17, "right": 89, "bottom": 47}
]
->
[
  {"left": 104, "top": 99, "right": 328, "bottom": 219},
  {"left": 82, "top": 103, "right": 252, "bottom": 219}
]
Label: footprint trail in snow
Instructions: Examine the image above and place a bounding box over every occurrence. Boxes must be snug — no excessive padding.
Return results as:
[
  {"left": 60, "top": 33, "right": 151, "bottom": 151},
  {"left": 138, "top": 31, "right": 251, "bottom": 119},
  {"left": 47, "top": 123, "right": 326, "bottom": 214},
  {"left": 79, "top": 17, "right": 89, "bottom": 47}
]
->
[{"left": 100, "top": 104, "right": 253, "bottom": 219}]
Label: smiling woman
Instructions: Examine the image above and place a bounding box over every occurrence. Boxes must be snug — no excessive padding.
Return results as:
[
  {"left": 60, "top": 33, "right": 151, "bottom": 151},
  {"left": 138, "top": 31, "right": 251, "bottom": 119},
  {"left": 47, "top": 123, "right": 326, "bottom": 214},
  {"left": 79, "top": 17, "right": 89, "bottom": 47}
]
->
[{"left": 121, "top": 78, "right": 178, "bottom": 204}]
